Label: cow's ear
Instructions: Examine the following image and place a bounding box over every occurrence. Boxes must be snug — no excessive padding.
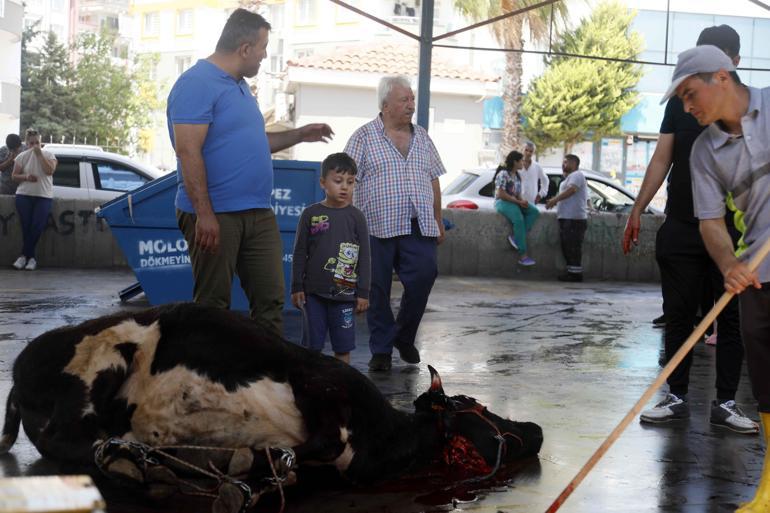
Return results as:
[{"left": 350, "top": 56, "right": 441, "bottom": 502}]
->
[{"left": 428, "top": 365, "right": 445, "bottom": 395}]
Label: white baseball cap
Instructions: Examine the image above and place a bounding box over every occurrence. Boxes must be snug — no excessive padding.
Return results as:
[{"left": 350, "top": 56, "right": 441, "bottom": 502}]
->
[{"left": 660, "top": 45, "right": 735, "bottom": 104}]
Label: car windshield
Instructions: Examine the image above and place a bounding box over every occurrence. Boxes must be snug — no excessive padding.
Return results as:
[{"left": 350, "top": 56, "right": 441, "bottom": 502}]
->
[
  {"left": 587, "top": 179, "right": 634, "bottom": 212},
  {"left": 443, "top": 172, "right": 480, "bottom": 195}
]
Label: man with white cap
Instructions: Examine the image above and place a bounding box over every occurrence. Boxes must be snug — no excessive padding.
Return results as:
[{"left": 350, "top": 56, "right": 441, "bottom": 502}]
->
[
  {"left": 625, "top": 26, "right": 755, "bottom": 434},
  {"left": 665, "top": 43, "right": 770, "bottom": 513}
]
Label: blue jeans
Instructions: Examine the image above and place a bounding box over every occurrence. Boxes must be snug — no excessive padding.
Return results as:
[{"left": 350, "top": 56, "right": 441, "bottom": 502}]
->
[
  {"left": 302, "top": 294, "right": 356, "bottom": 354},
  {"left": 15, "top": 194, "right": 52, "bottom": 259},
  {"left": 494, "top": 199, "right": 539, "bottom": 254},
  {"left": 368, "top": 219, "right": 437, "bottom": 355}
]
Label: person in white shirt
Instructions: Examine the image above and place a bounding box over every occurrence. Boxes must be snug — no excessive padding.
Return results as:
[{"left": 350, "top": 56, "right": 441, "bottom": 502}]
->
[
  {"left": 11, "top": 129, "right": 57, "bottom": 271},
  {"left": 520, "top": 141, "right": 549, "bottom": 205}
]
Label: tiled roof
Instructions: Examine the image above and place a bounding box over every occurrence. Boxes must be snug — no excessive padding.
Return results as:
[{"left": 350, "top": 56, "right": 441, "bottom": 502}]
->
[{"left": 287, "top": 42, "right": 500, "bottom": 83}]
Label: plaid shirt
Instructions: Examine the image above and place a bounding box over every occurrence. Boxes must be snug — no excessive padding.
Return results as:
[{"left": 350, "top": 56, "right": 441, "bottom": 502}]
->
[{"left": 344, "top": 115, "right": 445, "bottom": 238}]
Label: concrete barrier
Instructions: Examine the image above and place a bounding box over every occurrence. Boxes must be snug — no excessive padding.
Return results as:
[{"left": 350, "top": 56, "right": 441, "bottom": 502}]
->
[
  {"left": 1, "top": 195, "right": 664, "bottom": 282},
  {"left": 0, "top": 196, "right": 127, "bottom": 268},
  {"left": 439, "top": 209, "right": 663, "bottom": 282}
]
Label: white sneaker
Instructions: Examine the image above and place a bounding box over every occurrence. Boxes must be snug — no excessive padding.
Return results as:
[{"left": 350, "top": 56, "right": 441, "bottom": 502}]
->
[
  {"left": 12, "top": 256, "right": 26, "bottom": 270},
  {"left": 640, "top": 393, "right": 690, "bottom": 423},
  {"left": 710, "top": 400, "right": 759, "bottom": 434},
  {"left": 24, "top": 258, "right": 37, "bottom": 271}
]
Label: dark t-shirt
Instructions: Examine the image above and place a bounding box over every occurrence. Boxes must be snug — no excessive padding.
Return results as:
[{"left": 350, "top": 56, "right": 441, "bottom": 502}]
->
[
  {"left": 291, "top": 203, "right": 371, "bottom": 301},
  {"left": 659, "top": 96, "right": 705, "bottom": 223}
]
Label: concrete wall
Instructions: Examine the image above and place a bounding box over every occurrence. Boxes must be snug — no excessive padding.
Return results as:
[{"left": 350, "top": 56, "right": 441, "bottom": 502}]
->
[
  {"left": 439, "top": 209, "right": 663, "bottom": 282},
  {"left": 1, "top": 195, "right": 663, "bottom": 282},
  {"left": 0, "top": 196, "right": 127, "bottom": 268}
]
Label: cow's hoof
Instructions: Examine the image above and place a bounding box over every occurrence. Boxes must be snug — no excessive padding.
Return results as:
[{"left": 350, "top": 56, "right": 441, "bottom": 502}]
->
[
  {"left": 227, "top": 448, "right": 254, "bottom": 477},
  {"left": 212, "top": 482, "right": 248, "bottom": 513},
  {"left": 106, "top": 458, "right": 144, "bottom": 483}
]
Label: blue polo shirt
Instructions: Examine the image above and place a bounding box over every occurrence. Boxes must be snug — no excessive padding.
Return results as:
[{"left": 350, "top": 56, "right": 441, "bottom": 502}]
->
[{"left": 167, "top": 59, "right": 273, "bottom": 213}]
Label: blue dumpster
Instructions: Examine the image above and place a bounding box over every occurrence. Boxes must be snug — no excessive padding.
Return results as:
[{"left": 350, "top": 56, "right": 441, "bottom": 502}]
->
[{"left": 96, "top": 160, "right": 323, "bottom": 310}]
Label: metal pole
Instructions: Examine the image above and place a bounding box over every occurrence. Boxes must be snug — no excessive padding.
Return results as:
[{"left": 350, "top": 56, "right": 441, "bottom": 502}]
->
[{"left": 417, "top": 0, "right": 434, "bottom": 130}]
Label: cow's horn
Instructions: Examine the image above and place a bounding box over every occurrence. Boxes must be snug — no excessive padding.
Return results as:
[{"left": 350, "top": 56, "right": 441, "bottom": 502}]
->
[{"left": 428, "top": 365, "right": 444, "bottom": 394}]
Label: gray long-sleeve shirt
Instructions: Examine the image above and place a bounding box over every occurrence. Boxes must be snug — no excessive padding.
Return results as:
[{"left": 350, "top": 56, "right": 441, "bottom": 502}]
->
[{"left": 291, "top": 203, "right": 371, "bottom": 301}]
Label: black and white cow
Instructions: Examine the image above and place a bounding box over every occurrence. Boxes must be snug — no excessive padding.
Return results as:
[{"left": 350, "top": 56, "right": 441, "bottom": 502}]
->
[{"left": 1, "top": 303, "right": 542, "bottom": 487}]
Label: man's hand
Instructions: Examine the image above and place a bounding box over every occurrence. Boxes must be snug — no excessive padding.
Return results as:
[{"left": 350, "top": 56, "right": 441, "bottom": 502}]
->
[
  {"left": 298, "top": 124, "right": 334, "bottom": 143},
  {"left": 194, "top": 212, "right": 220, "bottom": 254},
  {"left": 437, "top": 220, "right": 446, "bottom": 245},
  {"left": 26, "top": 174, "right": 38, "bottom": 183},
  {"left": 622, "top": 211, "right": 642, "bottom": 255},
  {"left": 535, "top": 194, "right": 541, "bottom": 204},
  {"left": 723, "top": 261, "right": 762, "bottom": 295},
  {"left": 291, "top": 291, "right": 306, "bottom": 310},
  {"left": 546, "top": 198, "right": 557, "bottom": 210},
  {"left": 355, "top": 297, "right": 369, "bottom": 313}
]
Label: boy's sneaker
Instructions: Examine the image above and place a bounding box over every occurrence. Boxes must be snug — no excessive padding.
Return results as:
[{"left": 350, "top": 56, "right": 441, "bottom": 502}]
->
[
  {"left": 518, "top": 256, "right": 536, "bottom": 266},
  {"left": 640, "top": 393, "right": 690, "bottom": 423},
  {"left": 12, "top": 256, "right": 27, "bottom": 270},
  {"left": 507, "top": 235, "right": 519, "bottom": 251},
  {"left": 710, "top": 400, "right": 759, "bottom": 434},
  {"left": 24, "top": 258, "right": 37, "bottom": 271}
]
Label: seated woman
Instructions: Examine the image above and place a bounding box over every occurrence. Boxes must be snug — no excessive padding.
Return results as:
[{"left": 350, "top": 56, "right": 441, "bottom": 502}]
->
[{"left": 493, "top": 150, "right": 540, "bottom": 266}]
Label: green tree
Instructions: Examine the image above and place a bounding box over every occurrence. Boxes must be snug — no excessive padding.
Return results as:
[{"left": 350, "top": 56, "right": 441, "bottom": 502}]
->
[
  {"left": 453, "top": 0, "right": 569, "bottom": 155},
  {"left": 20, "top": 27, "right": 159, "bottom": 153},
  {"left": 522, "top": 1, "right": 642, "bottom": 153},
  {"left": 20, "top": 29, "right": 80, "bottom": 139},
  {"left": 72, "top": 31, "right": 159, "bottom": 152}
]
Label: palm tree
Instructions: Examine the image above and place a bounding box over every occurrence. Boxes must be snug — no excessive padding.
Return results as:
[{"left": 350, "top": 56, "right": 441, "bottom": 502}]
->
[{"left": 453, "top": 0, "right": 568, "bottom": 156}]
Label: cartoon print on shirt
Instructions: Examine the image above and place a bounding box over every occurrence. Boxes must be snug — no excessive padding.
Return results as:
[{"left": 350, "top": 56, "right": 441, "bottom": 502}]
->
[
  {"left": 310, "top": 215, "right": 330, "bottom": 235},
  {"left": 324, "top": 242, "right": 360, "bottom": 295}
]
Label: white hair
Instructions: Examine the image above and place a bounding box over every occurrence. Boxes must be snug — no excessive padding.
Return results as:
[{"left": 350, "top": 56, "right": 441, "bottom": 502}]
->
[
  {"left": 524, "top": 140, "right": 536, "bottom": 151},
  {"left": 377, "top": 75, "right": 413, "bottom": 110}
]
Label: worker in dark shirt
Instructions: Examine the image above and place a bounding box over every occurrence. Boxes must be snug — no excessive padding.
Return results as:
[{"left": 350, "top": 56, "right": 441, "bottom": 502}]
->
[{"left": 622, "top": 25, "right": 757, "bottom": 434}]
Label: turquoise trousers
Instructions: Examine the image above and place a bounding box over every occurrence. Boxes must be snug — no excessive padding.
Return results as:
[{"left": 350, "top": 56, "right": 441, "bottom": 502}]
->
[{"left": 494, "top": 199, "right": 540, "bottom": 254}]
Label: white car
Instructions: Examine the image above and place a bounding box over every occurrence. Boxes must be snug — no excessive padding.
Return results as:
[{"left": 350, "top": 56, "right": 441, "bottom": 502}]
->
[
  {"left": 44, "top": 144, "right": 164, "bottom": 203},
  {"left": 441, "top": 167, "right": 661, "bottom": 215}
]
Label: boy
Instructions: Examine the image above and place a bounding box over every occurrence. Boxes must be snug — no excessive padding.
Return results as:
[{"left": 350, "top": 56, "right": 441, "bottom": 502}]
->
[
  {"left": 291, "top": 153, "right": 370, "bottom": 364},
  {"left": 546, "top": 154, "right": 588, "bottom": 282}
]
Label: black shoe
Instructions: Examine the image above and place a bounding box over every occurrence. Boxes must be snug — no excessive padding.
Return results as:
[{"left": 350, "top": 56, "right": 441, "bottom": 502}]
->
[
  {"left": 652, "top": 314, "right": 666, "bottom": 327},
  {"left": 557, "top": 272, "right": 583, "bottom": 282},
  {"left": 394, "top": 341, "right": 420, "bottom": 364},
  {"left": 368, "top": 353, "right": 392, "bottom": 371}
]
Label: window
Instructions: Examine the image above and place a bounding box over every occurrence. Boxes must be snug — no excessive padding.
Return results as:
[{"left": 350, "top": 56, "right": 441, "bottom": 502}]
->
[
  {"left": 52, "top": 159, "right": 81, "bottom": 188},
  {"left": 443, "top": 172, "right": 480, "bottom": 196},
  {"left": 143, "top": 12, "right": 159, "bottom": 36},
  {"left": 296, "top": 0, "right": 317, "bottom": 25},
  {"left": 50, "top": 0, "right": 64, "bottom": 11},
  {"left": 91, "top": 161, "right": 149, "bottom": 192},
  {"left": 175, "top": 55, "right": 192, "bottom": 76},
  {"left": 586, "top": 179, "right": 634, "bottom": 213},
  {"left": 177, "top": 9, "right": 193, "bottom": 34},
  {"left": 101, "top": 16, "right": 119, "bottom": 31}
]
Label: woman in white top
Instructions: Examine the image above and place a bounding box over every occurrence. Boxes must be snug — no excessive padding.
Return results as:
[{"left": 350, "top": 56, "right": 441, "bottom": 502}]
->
[{"left": 11, "top": 129, "right": 57, "bottom": 271}]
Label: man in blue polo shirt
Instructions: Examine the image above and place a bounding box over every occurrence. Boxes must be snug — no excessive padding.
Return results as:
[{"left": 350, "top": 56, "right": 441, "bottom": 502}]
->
[{"left": 167, "top": 8, "right": 333, "bottom": 336}]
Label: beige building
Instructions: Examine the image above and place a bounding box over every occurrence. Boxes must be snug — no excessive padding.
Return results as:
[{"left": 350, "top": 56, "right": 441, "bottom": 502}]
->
[
  {"left": 285, "top": 42, "right": 500, "bottom": 178},
  {"left": 0, "top": 0, "right": 23, "bottom": 136}
]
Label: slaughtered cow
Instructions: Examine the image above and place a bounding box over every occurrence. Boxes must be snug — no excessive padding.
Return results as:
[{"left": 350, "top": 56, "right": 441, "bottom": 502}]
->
[{"left": 1, "top": 303, "right": 542, "bottom": 509}]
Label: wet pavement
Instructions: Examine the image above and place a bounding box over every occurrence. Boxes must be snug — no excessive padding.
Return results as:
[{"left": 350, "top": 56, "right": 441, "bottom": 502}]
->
[{"left": 0, "top": 268, "right": 763, "bottom": 513}]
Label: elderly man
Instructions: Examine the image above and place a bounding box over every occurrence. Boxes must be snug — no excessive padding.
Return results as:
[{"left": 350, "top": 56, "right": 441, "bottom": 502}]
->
[
  {"left": 167, "top": 9, "right": 333, "bottom": 336},
  {"left": 663, "top": 44, "right": 770, "bottom": 511},
  {"left": 520, "top": 141, "right": 549, "bottom": 205},
  {"left": 344, "top": 75, "right": 445, "bottom": 371}
]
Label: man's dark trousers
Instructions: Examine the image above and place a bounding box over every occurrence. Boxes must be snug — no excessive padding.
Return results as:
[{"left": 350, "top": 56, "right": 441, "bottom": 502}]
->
[
  {"left": 656, "top": 216, "right": 743, "bottom": 401},
  {"left": 368, "top": 219, "right": 437, "bottom": 356}
]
